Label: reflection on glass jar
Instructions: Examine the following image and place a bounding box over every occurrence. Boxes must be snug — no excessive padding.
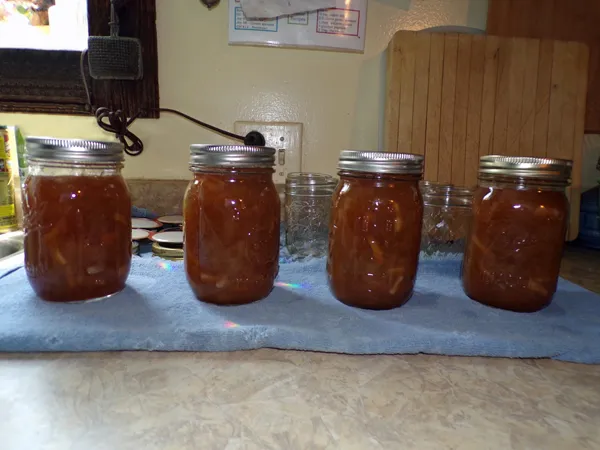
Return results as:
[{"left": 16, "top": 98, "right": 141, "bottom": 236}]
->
[
  {"left": 462, "top": 155, "right": 572, "bottom": 312},
  {"left": 184, "top": 145, "right": 280, "bottom": 305},
  {"left": 327, "top": 151, "right": 424, "bottom": 310},
  {"left": 420, "top": 182, "right": 473, "bottom": 257},
  {"left": 285, "top": 173, "right": 337, "bottom": 258},
  {"left": 23, "top": 137, "right": 131, "bottom": 302}
]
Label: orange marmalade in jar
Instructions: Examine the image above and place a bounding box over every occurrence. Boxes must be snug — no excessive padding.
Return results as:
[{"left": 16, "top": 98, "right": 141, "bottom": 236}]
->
[
  {"left": 327, "top": 151, "right": 424, "bottom": 310},
  {"left": 462, "top": 156, "right": 572, "bottom": 312},
  {"left": 184, "top": 145, "right": 280, "bottom": 305},
  {"left": 23, "top": 137, "right": 131, "bottom": 302}
]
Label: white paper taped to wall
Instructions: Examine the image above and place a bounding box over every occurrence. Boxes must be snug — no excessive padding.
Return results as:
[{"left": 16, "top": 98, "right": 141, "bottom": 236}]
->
[
  {"left": 240, "top": 0, "right": 339, "bottom": 19},
  {"left": 230, "top": 0, "right": 367, "bottom": 53}
]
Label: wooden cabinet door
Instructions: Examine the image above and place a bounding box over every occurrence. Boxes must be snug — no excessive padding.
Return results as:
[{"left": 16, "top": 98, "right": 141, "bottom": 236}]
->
[{"left": 488, "top": 0, "right": 600, "bottom": 133}]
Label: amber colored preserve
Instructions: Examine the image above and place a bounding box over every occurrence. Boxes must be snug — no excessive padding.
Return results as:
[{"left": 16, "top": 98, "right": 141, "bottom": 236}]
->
[
  {"left": 328, "top": 171, "right": 423, "bottom": 309},
  {"left": 23, "top": 175, "right": 131, "bottom": 302},
  {"left": 462, "top": 184, "right": 569, "bottom": 312},
  {"left": 184, "top": 167, "right": 280, "bottom": 305}
]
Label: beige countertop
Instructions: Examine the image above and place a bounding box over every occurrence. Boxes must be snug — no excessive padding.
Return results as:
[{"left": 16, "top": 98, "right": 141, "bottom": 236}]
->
[{"left": 1, "top": 247, "right": 600, "bottom": 449}]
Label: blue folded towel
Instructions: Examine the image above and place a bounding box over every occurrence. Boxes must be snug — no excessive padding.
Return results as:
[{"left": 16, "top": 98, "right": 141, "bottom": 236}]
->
[{"left": 1, "top": 255, "right": 599, "bottom": 363}]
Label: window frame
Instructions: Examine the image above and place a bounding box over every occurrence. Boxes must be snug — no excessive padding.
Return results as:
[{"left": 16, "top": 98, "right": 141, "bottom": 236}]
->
[{"left": 0, "top": 0, "right": 160, "bottom": 119}]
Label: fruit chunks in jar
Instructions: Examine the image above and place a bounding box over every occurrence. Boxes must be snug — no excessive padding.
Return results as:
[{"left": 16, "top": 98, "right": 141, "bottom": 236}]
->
[
  {"left": 462, "top": 186, "right": 568, "bottom": 312},
  {"left": 23, "top": 175, "right": 132, "bottom": 302},
  {"left": 327, "top": 174, "right": 423, "bottom": 309},
  {"left": 184, "top": 169, "right": 280, "bottom": 305}
]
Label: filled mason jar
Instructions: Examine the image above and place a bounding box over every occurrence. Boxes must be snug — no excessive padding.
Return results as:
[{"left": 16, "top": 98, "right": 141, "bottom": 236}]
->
[
  {"left": 327, "top": 151, "right": 424, "bottom": 310},
  {"left": 23, "top": 137, "right": 131, "bottom": 302},
  {"left": 285, "top": 172, "right": 338, "bottom": 258},
  {"left": 462, "top": 155, "right": 572, "bottom": 312},
  {"left": 184, "top": 145, "right": 280, "bottom": 305},
  {"left": 420, "top": 182, "right": 473, "bottom": 257}
]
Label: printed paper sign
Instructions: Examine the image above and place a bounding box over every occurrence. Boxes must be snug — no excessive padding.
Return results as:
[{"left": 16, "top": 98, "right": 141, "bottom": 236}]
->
[
  {"left": 316, "top": 9, "right": 361, "bottom": 36},
  {"left": 229, "top": 0, "right": 367, "bottom": 53}
]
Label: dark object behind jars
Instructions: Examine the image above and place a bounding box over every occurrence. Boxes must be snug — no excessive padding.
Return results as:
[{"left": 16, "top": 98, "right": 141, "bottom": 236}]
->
[
  {"left": 184, "top": 145, "right": 280, "bottom": 305},
  {"left": 462, "top": 155, "right": 572, "bottom": 312},
  {"left": 87, "top": 0, "right": 143, "bottom": 80},
  {"left": 23, "top": 137, "right": 131, "bottom": 302},
  {"left": 327, "top": 150, "right": 424, "bottom": 310}
]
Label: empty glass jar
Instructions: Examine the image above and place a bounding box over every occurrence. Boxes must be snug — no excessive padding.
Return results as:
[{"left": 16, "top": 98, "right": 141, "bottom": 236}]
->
[
  {"left": 285, "top": 173, "right": 338, "bottom": 258},
  {"left": 420, "top": 182, "right": 473, "bottom": 257}
]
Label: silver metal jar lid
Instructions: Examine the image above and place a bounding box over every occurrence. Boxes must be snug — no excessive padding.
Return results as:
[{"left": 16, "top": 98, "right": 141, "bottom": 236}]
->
[
  {"left": 189, "top": 145, "right": 275, "bottom": 168},
  {"left": 26, "top": 137, "right": 124, "bottom": 164},
  {"left": 479, "top": 155, "right": 572, "bottom": 182},
  {"left": 338, "top": 150, "right": 424, "bottom": 174}
]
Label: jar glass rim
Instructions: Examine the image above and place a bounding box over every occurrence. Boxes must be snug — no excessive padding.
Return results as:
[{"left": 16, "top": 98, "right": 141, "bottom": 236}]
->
[{"left": 286, "top": 172, "right": 338, "bottom": 187}]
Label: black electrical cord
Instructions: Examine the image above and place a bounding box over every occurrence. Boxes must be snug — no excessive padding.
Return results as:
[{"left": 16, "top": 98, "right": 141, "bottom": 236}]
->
[
  {"left": 80, "top": 50, "right": 265, "bottom": 156},
  {"left": 94, "top": 107, "right": 145, "bottom": 156},
  {"left": 158, "top": 108, "right": 247, "bottom": 142}
]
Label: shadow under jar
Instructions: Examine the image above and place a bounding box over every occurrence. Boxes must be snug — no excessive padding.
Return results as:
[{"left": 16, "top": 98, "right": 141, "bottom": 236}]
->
[
  {"left": 23, "top": 137, "right": 131, "bottom": 303},
  {"left": 462, "top": 155, "right": 572, "bottom": 312},
  {"left": 184, "top": 145, "right": 280, "bottom": 305},
  {"left": 327, "top": 151, "right": 424, "bottom": 310}
]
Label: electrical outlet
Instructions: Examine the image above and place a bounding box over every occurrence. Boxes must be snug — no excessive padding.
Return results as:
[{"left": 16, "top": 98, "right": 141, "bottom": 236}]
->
[{"left": 234, "top": 121, "right": 303, "bottom": 184}]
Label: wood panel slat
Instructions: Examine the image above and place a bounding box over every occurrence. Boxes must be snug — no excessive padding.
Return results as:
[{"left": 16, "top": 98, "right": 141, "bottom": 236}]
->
[
  {"left": 384, "top": 38, "right": 402, "bottom": 152},
  {"left": 451, "top": 34, "right": 472, "bottom": 186},
  {"left": 424, "top": 34, "right": 445, "bottom": 181},
  {"left": 492, "top": 37, "right": 511, "bottom": 155},
  {"left": 559, "top": 42, "right": 580, "bottom": 161},
  {"left": 547, "top": 41, "right": 568, "bottom": 159},
  {"left": 506, "top": 38, "right": 526, "bottom": 155},
  {"left": 518, "top": 39, "right": 540, "bottom": 156},
  {"left": 397, "top": 32, "right": 417, "bottom": 152},
  {"left": 465, "top": 35, "right": 485, "bottom": 187},
  {"left": 411, "top": 33, "right": 431, "bottom": 156},
  {"left": 479, "top": 36, "right": 501, "bottom": 160},
  {"left": 438, "top": 33, "right": 458, "bottom": 183},
  {"left": 568, "top": 44, "right": 590, "bottom": 240},
  {"left": 532, "top": 40, "right": 555, "bottom": 157}
]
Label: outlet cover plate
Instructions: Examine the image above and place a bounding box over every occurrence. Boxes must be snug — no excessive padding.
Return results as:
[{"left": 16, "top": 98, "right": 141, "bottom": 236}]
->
[{"left": 234, "top": 121, "right": 303, "bottom": 184}]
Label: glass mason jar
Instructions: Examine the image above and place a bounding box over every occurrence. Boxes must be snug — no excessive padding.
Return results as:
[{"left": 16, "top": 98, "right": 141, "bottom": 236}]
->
[
  {"left": 327, "top": 151, "right": 424, "bottom": 310},
  {"left": 184, "top": 145, "right": 280, "bottom": 305},
  {"left": 420, "top": 182, "right": 473, "bottom": 256},
  {"left": 23, "top": 137, "right": 131, "bottom": 302},
  {"left": 462, "top": 155, "right": 572, "bottom": 312},
  {"left": 285, "top": 172, "right": 338, "bottom": 258}
]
